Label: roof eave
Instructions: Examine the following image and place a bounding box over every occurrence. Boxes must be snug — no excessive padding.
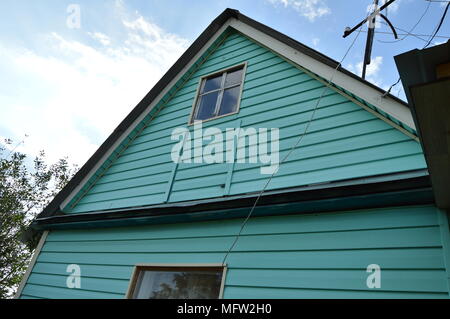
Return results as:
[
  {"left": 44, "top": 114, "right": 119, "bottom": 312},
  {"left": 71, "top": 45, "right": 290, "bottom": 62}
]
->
[{"left": 32, "top": 169, "right": 431, "bottom": 229}]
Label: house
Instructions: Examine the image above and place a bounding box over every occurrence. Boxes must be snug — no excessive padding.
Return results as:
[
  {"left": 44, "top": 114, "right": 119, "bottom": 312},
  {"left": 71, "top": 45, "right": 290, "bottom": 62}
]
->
[
  {"left": 16, "top": 9, "right": 450, "bottom": 299},
  {"left": 394, "top": 40, "right": 450, "bottom": 210}
]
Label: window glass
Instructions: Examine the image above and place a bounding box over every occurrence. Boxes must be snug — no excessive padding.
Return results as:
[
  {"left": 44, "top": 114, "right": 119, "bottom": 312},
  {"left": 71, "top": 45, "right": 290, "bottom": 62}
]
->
[
  {"left": 132, "top": 268, "right": 223, "bottom": 299},
  {"left": 218, "top": 86, "right": 240, "bottom": 116},
  {"left": 192, "top": 64, "right": 245, "bottom": 122},
  {"left": 202, "top": 75, "right": 222, "bottom": 93},
  {"left": 196, "top": 91, "right": 219, "bottom": 120},
  {"left": 224, "top": 69, "right": 243, "bottom": 87}
]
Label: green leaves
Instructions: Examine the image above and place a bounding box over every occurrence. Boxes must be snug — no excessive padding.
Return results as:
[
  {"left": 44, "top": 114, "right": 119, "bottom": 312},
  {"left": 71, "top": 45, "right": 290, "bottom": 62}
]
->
[{"left": 0, "top": 139, "right": 77, "bottom": 298}]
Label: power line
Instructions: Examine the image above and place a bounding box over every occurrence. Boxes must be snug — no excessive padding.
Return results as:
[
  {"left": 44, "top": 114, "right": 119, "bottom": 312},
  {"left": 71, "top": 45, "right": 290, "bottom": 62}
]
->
[
  {"left": 382, "top": 77, "right": 401, "bottom": 97},
  {"left": 369, "top": 30, "right": 450, "bottom": 39},
  {"left": 221, "top": 12, "right": 369, "bottom": 267},
  {"left": 343, "top": 0, "right": 397, "bottom": 38},
  {"left": 379, "top": 0, "right": 431, "bottom": 43},
  {"left": 382, "top": 1, "right": 450, "bottom": 97},
  {"left": 378, "top": 22, "right": 435, "bottom": 44},
  {"left": 423, "top": 2, "right": 450, "bottom": 48},
  {"left": 343, "top": 0, "right": 398, "bottom": 79}
]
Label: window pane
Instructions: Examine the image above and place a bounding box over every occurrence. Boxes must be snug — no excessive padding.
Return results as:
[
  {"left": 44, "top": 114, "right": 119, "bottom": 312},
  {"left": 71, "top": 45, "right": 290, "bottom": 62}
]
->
[
  {"left": 195, "top": 91, "right": 219, "bottom": 120},
  {"left": 218, "top": 86, "right": 240, "bottom": 116},
  {"left": 202, "top": 75, "right": 222, "bottom": 93},
  {"left": 225, "top": 68, "right": 243, "bottom": 87},
  {"left": 133, "top": 269, "right": 222, "bottom": 299}
]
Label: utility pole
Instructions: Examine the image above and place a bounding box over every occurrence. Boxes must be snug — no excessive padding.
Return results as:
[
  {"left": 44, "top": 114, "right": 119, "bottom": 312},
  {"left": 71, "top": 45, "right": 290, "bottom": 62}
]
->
[
  {"left": 343, "top": 0, "right": 398, "bottom": 79},
  {"left": 362, "top": 0, "right": 379, "bottom": 79}
]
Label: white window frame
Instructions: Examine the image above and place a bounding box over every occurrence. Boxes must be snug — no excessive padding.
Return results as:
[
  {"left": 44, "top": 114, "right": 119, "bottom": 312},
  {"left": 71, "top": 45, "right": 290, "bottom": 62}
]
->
[
  {"left": 188, "top": 62, "right": 247, "bottom": 125},
  {"left": 125, "top": 263, "right": 227, "bottom": 299}
]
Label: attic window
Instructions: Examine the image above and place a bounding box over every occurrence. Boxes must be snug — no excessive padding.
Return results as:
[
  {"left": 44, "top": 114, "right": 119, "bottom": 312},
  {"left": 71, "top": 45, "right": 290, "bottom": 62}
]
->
[
  {"left": 190, "top": 63, "right": 246, "bottom": 123},
  {"left": 126, "top": 265, "right": 226, "bottom": 299}
]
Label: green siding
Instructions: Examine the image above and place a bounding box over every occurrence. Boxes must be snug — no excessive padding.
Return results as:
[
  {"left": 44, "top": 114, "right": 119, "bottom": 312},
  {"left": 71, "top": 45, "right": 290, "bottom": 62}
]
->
[
  {"left": 20, "top": 205, "right": 450, "bottom": 298},
  {"left": 65, "top": 30, "right": 426, "bottom": 214}
]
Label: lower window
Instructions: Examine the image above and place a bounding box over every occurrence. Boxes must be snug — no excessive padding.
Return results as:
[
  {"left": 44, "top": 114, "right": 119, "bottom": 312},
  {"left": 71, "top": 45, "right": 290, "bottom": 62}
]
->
[{"left": 127, "top": 265, "right": 226, "bottom": 299}]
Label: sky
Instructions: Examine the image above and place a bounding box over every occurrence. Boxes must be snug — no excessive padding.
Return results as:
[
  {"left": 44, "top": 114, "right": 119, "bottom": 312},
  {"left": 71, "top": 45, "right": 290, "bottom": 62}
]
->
[{"left": 0, "top": 0, "right": 449, "bottom": 167}]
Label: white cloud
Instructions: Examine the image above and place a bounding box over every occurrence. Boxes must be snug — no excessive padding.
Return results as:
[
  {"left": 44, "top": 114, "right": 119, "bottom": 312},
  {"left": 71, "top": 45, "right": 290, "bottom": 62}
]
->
[
  {"left": 0, "top": 12, "right": 189, "bottom": 166},
  {"left": 364, "top": 55, "right": 383, "bottom": 78},
  {"left": 312, "top": 37, "right": 320, "bottom": 47},
  {"left": 369, "top": 0, "right": 403, "bottom": 16},
  {"left": 88, "top": 32, "right": 111, "bottom": 45},
  {"left": 386, "top": 0, "right": 403, "bottom": 13},
  {"left": 365, "top": 0, "right": 402, "bottom": 31},
  {"left": 268, "top": 0, "right": 331, "bottom": 22},
  {"left": 346, "top": 56, "right": 383, "bottom": 86},
  {"left": 122, "top": 16, "right": 189, "bottom": 66}
]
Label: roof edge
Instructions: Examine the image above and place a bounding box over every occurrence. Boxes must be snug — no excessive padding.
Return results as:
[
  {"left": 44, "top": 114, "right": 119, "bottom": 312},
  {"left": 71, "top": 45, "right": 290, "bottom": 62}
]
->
[
  {"left": 233, "top": 11, "right": 410, "bottom": 108},
  {"left": 38, "top": 9, "right": 239, "bottom": 218},
  {"left": 33, "top": 169, "right": 431, "bottom": 229}
]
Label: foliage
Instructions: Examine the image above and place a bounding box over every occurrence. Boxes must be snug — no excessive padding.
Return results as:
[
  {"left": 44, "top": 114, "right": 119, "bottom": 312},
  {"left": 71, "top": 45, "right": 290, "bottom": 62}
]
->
[{"left": 0, "top": 139, "right": 77, "bottom": 298}]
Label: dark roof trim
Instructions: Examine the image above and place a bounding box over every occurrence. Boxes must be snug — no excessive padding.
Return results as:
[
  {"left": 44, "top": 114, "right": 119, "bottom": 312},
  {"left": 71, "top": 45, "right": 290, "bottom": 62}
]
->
[
  {"left": 38, "top": 8, "right": 410, "bottom": 220},
  {"left": 235, "top": 12, "right": 409, "bottom": 107},
  {"left": 395, "top": 41, "right": 450, "bottom": 209},
  {"left": 33, "top": 169, "right": 431, "bottom": 229},
  {"left": 38, "top": 9, "right": 236, "bottom": 218}
]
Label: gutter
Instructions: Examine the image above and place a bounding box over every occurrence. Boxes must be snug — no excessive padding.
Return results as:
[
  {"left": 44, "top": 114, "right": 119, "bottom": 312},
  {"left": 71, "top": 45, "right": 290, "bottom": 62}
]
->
[{"left": 31, "top": 170, "right": 433, "bottom": 230}]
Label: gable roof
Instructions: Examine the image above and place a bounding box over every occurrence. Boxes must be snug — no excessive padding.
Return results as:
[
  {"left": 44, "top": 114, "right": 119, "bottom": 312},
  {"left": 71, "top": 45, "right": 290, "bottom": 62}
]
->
[{"left": 37, "top": 8, "right": 420, "bottom": 221}]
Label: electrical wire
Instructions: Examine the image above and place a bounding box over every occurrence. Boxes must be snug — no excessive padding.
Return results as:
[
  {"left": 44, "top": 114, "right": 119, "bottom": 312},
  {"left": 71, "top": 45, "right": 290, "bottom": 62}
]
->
[
  {"left": 382, "top": 77, "right": 401, "bottom": 97},
  {"left": 221, "top": 13, "right": 369, "bottom": 267},
  {"left": 366, "top": 30, "right": 450, "bottom": 39},
  {"left": 423, "top": 2, "right": 450, "bottom": 48},
  {"left": 378, "top": 1, "right": 431, "bottom": 43},
  {"left": 382, "top": 2, "right": 450, "bottom": 97},
  {"left": 378, "top": 22, "right": 434, "bottom": 44}
]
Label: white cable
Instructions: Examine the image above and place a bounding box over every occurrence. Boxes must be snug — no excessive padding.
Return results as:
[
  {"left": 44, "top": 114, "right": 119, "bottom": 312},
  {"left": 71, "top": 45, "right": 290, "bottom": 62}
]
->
[{"left": 221, "top": 15, "right": 369, "bottom": 266}]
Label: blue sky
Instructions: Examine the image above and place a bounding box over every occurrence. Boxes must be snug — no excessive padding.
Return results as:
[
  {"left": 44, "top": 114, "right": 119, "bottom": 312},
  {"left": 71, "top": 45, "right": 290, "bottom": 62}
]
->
[{"left": 0, "top": 0, "right": 448, "bottom": 166}]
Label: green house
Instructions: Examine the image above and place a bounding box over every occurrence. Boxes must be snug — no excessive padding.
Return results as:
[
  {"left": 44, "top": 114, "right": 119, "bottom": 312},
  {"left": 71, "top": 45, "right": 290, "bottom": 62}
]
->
[{"left": 16, "top": 9, "right": 450, "bottom": 299}]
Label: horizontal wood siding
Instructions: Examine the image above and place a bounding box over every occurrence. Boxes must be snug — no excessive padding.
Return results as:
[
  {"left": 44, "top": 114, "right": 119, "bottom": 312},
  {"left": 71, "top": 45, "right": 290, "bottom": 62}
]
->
[
  {"left": 20, "top": 205, "right": 449, "bottom": 298},
  {"left": 66, "top": 30, "right": 426, "bottom": 214}
]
